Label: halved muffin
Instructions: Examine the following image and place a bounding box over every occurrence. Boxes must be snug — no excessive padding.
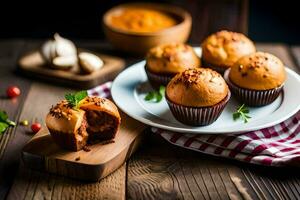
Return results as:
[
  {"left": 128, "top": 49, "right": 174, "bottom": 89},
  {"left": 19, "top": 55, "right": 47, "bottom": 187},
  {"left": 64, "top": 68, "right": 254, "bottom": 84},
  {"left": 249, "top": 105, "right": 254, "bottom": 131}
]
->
[
  {"left": 46, "top": 97, "right": 121, "bottom": 151},
  {"left": 166, "top": 68, "right": 230, "bottom": 126},
  {"left": 80, "top": 97, "right": 121, "bottom": 142},
  {"left": 224, "top": 52, "right": 286, "bottom": 106},
  {"left": 46, "top": 100, "right": 88, "bottom": 151},
  {"left": 145, "top": 43, "right": 201, "bottom": 88},
  {"left": 201, "top": 30, "right": 256, "bottom": 73}
]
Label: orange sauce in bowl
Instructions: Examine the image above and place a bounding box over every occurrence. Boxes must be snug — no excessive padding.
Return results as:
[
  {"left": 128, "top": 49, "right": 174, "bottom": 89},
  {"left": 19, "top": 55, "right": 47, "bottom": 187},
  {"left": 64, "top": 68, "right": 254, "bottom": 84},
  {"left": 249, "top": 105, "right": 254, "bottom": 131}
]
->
[{"left": 109, "top": 8, "right": 178, "bottom": 33}]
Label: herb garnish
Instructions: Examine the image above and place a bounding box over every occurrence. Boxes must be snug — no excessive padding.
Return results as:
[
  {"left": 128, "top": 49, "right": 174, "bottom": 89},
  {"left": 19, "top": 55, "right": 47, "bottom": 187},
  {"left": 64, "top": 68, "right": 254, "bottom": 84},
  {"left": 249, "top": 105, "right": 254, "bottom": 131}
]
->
[
  {"left": 233, "top": 104, "right": 251, "bottom": 123},
  {"left": 65, "top": 90, "right": 88, "bottom": 109},
  {"left": 144, "top": 86, "right": 165, "bottom": 103},
  {"left": 0, "top": 110, "right": 16, "bottom": 134}
]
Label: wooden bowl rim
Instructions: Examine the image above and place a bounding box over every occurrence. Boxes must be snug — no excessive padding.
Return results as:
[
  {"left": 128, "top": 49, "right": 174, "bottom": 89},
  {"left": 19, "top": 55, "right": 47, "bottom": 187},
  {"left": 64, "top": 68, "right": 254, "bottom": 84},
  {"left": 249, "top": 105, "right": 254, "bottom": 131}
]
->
[{"left": 102, "top": 2, "right": 192, "bottom": 36}]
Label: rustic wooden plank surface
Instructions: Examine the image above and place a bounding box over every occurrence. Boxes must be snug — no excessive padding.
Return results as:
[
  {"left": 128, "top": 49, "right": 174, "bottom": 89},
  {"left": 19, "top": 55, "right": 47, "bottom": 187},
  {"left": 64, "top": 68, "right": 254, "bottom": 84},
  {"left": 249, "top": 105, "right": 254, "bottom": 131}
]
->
[
  {"left": 126, "top": 43, "right": 300, "bottom": 200},
  {"left": 172, "top": 0, "right": 249, "bottom": 43},
  {"left": 0, "top": 40, "right": 32, "bottom": 198},
  {"left": 5, "top": 70, "right": 127, "bottom": 200},
  {"left": 2, "top": 40, "right": 300, "bottom": 200},
  {"left": 3, "top": 41, "right": 133, "bottom": 200}
]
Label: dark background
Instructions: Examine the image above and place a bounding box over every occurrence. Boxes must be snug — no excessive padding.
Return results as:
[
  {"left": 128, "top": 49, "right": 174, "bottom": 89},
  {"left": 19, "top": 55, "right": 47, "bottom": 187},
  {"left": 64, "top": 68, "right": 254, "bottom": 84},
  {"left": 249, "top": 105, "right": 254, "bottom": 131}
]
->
[{"left": 0, "top": 0, "right": 299, "bottom": 44}]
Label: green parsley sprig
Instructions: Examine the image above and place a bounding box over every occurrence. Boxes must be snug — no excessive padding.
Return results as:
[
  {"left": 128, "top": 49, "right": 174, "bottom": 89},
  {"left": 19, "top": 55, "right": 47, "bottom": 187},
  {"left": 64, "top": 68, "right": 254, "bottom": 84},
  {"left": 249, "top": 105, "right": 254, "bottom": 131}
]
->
[
  {"left": 144, "top": 86, "right": 165, "bottom": 103},
  {"left": 0, "top": 110, "right": 16, "bottom": 134},
  {"left": 65, "top": 90, "right": 88, "bottom": 109},
  {"left": 233, "top": 104, "right": 251, "bottom": 123}
]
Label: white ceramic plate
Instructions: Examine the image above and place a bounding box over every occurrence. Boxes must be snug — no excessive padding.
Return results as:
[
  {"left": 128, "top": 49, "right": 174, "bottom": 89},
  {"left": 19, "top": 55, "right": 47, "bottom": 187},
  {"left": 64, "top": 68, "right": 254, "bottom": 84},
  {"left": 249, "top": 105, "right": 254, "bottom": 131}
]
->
[{"left": 111, "top": 48, "right": 300, "bottom": 134}]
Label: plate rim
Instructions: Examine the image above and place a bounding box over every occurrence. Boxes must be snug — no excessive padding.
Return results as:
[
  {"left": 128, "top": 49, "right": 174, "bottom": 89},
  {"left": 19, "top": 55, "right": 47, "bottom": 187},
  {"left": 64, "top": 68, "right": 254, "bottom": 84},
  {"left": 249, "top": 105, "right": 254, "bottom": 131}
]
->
[{"left": 111, "top": 53, "right": 300, "bottom": 134}]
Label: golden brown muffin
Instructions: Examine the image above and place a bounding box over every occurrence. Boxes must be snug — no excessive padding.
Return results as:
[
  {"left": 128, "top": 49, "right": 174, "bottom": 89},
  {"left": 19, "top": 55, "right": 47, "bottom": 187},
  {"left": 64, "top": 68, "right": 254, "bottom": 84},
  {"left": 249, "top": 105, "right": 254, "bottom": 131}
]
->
[
  {"left": 146, "top": 43, "right": 200, "bottom": 74},
  {"left": 46, "top": 100, "right": 88, "bottom": 151},
  {"left": 229, "top": 52, "right": 286, "bottom": 90},
  {"left": 166, "top": 68, "right": 229, "bottom": 107},
  {"left": 201, "top": 30, "right": 256, "bottom": 71},
  {"left": 46, "top": 97, "right": 121, "bottom": 151}
]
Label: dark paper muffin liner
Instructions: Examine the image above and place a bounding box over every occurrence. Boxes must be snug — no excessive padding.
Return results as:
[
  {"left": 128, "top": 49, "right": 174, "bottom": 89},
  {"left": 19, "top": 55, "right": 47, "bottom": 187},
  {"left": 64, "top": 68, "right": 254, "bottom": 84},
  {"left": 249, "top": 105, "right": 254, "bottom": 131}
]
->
[
  {"left": 145, "top": 65, "right": 174, "bottom": 89},
  {"left": 166, "top": 92, "right": 231, "bottom": 126},
  {"left": 201, "top": 59, "right": 228, "bottom": 74},
  {"left": 224, "top": 69, "right": 284, "bottom": 107}
]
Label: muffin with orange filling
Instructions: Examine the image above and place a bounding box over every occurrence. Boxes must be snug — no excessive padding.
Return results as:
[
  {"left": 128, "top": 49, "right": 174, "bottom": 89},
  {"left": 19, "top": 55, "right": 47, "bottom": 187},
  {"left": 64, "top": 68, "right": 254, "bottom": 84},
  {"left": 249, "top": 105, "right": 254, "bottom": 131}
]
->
[
  {"left": 46, "top": 96, "right": 121, "bottom": 151},
  {"left": 166, "top": 68, "right": 230, "bottom": 126},
  {"left": 224, "top": 52, "right": 286, "bottom": 106},
  {"left": 201, "top": 30, "right": 256, "bottom": 73},
  {"left": 145, "top": 43, "right": 200, "bottom": 88}
]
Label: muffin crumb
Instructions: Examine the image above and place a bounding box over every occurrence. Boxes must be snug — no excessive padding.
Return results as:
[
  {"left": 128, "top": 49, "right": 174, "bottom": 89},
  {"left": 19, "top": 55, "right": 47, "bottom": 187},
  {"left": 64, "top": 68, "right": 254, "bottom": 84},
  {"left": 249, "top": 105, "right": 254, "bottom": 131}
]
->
[{"left": 83, "top": 146, "right": 91, "bottom": 152}]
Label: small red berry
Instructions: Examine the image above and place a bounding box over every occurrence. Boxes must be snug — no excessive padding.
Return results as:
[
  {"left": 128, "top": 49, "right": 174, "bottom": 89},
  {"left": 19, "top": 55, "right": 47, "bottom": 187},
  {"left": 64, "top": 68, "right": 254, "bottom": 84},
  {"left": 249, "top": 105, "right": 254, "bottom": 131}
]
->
[
  {"left": 7, "top": 86, "right": 21, "bottom": 98},
  {"left": 31, "top": 123, "right": 41, "bottom": 133}
]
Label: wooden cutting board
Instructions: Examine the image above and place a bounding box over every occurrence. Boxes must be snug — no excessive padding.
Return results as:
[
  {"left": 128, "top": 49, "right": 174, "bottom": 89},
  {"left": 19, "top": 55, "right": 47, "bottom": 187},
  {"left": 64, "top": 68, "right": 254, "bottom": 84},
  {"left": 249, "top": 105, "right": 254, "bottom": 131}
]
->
[
  {"left": 22, "top": 113, "right": 147, "bottom": 181},
  {"left": 18, "top": 49, "right": 125, "bottom": 89}
]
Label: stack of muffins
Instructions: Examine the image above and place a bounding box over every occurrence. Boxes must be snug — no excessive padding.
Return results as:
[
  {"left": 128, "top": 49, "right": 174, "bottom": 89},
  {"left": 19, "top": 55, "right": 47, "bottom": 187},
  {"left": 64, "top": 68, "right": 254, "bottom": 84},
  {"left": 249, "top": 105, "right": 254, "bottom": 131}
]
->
[{"left": 145, "top": 30, "right": 286, "bottom": 126}]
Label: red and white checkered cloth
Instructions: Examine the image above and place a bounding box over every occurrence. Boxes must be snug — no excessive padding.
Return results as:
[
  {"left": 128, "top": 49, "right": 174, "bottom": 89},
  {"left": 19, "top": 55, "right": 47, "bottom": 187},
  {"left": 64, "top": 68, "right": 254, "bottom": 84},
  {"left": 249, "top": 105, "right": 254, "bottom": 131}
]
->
[{"left": 89, "top": 82, "right": 300, "bottom": 167}]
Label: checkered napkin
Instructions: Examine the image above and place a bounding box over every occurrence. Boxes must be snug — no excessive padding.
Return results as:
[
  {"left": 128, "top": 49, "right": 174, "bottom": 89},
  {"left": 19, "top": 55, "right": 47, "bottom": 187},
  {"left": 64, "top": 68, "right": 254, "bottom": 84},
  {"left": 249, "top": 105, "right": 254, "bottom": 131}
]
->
[{"left": 88, "top": 82, "right": 300, "bottom": 167}]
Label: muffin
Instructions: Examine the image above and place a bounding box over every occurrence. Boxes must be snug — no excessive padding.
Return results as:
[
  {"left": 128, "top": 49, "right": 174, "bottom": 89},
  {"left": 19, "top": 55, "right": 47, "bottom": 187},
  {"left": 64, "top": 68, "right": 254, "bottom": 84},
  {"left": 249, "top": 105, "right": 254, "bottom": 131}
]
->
[
  {"left": 224, "top": 52, "right": 286, "bottom": 106},
  {"left": 46, "top": 96, "right": 121, "bottom": 151},
  {"left": 46, "top": 100, "right": 88, "bottom": 151},
  {"left": 201, "top": 30, "right": 256, "bottom": 73},
  {"left": 166, "top": 68, "right": 230, "bottom": 126},
  {"left": 145, "top": 43, "right": 201, "bottom": 88}
]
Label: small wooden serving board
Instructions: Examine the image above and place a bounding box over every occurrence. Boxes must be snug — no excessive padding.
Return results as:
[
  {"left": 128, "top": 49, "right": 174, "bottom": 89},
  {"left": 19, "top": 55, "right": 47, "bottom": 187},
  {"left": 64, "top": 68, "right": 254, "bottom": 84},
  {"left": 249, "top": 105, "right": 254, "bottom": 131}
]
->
[
  {"left": 22, "top": 113, "right": 146, "bottom": 181},
  {"left": 18, "top": 49, "right": 125, "bottom": 89}
]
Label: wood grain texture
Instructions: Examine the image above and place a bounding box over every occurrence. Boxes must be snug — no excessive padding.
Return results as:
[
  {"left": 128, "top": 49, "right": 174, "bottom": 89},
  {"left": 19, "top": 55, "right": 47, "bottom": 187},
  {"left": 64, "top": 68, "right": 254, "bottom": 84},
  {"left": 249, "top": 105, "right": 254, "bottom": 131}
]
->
[
  {"left": 0, "top": 40, "right": 33, "bottom": 199},
  {"left": 7, "top": 164, "right": 127, "bottom": 200},
  {"left": 6, "top": 79, "right": 130, "bottom": 199},
  {"left": 22, "top": 112, "right": 146, "bottom": 181},
  {"left": 127, "top": 135, "right": 253, "bottom": 200},
  {"left": 173, "top": 0, "right": 249, "bottom": 43},
  {"left": 4, "top": 40, "right": 133, "bottom": 199}
]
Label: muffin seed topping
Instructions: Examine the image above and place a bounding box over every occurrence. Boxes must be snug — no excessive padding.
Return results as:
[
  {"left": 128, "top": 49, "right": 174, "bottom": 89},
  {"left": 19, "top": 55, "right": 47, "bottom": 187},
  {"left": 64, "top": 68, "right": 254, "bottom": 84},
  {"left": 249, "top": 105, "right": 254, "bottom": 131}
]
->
[
  {"left": 86, "top": 96, "right": 106, "bottom": 106},
  {"left": 174, "top": 69, "right": 221, "bottom": 86},
  {"left": 49, "top": 100, "right": 73, "bottom": 120}
]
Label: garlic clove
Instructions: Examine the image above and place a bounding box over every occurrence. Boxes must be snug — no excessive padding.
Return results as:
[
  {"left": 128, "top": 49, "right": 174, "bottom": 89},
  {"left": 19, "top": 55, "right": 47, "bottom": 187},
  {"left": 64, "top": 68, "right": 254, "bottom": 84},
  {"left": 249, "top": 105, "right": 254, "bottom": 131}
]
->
[
  {"left": 78, "top": 52, "right": 104, "bottom": 74},
  {"left": 54, "top": 33, "right": 77, "bottom": 58},
  {"left": 41, "top": 40, "right": 54, "bottom": 63},
  {"left": 40, "top": 33, "right": 77, "bottom": 65},
  {"left": 52, "top": 56, "right": 77, "bottom": 70}
]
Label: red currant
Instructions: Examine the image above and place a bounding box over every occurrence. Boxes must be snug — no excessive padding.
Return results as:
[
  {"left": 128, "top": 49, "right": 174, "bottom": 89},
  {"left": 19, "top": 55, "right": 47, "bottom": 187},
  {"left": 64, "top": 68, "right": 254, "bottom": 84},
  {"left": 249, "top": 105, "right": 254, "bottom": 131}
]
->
[
  {"left": 6, "top": 86, "right": 21, "bottom": 98},
  {"left": 31, "top": 123, "right": 41, "bottom": 133}
]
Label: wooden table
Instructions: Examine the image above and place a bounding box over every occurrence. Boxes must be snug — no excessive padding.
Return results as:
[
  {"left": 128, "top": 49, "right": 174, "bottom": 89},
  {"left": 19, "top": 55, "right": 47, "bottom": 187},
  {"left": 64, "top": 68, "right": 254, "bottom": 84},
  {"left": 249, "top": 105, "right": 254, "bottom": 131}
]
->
[{"left": 1, "top": 40, "right": 300, "bottom": 200}]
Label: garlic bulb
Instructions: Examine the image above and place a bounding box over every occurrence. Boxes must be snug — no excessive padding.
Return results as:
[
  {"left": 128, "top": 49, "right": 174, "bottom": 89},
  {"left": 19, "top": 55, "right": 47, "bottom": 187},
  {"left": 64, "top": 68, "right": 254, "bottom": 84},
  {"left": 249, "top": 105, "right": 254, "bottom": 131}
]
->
[
  {"left": 52, "top": 56, "right": 78, "bottom": 70},
  {"left": 79, "top": 52, "right": 104, "bottom": 74},
  {"left": 41, "top": 33, "right": 77, "bottom": 64}
]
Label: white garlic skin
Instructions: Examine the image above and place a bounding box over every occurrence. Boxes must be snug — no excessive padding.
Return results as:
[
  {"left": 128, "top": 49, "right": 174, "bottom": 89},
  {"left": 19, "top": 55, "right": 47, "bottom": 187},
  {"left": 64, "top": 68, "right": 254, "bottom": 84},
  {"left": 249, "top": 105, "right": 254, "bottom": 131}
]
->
[
  {"left": 41, "top": 33, "right": 77, "bottom": 64},
  {"left": 79, "top": 52, "right": 104, "bottom": 74},
  {"left": 52, "top": 56, "right": 78, "bottom": 69}
]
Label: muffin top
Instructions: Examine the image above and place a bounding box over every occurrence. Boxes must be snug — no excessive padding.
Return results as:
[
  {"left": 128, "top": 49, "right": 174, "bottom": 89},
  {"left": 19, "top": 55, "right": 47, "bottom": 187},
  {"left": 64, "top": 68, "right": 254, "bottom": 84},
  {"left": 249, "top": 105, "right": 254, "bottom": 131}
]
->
[
  {"left": 166, "top": 68, "right": 229, "bottom": 107},
  {"left": 229, "top": 52, "right": 286, "bottom": 90},
  {"left": 146, "top": 43, "right": 201, "bottom": 74},
  {"left": 46, "top": 97, "right": 121, "bottom": 134},
  {"left": 46, "top": 100, "right": 85, "bottom": 133},
  {"left": 201, "top": 30, "right": 256, "bottom": 69},
  {"left": 80, "top": 96, "right": 121, "bottom": 121}
]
